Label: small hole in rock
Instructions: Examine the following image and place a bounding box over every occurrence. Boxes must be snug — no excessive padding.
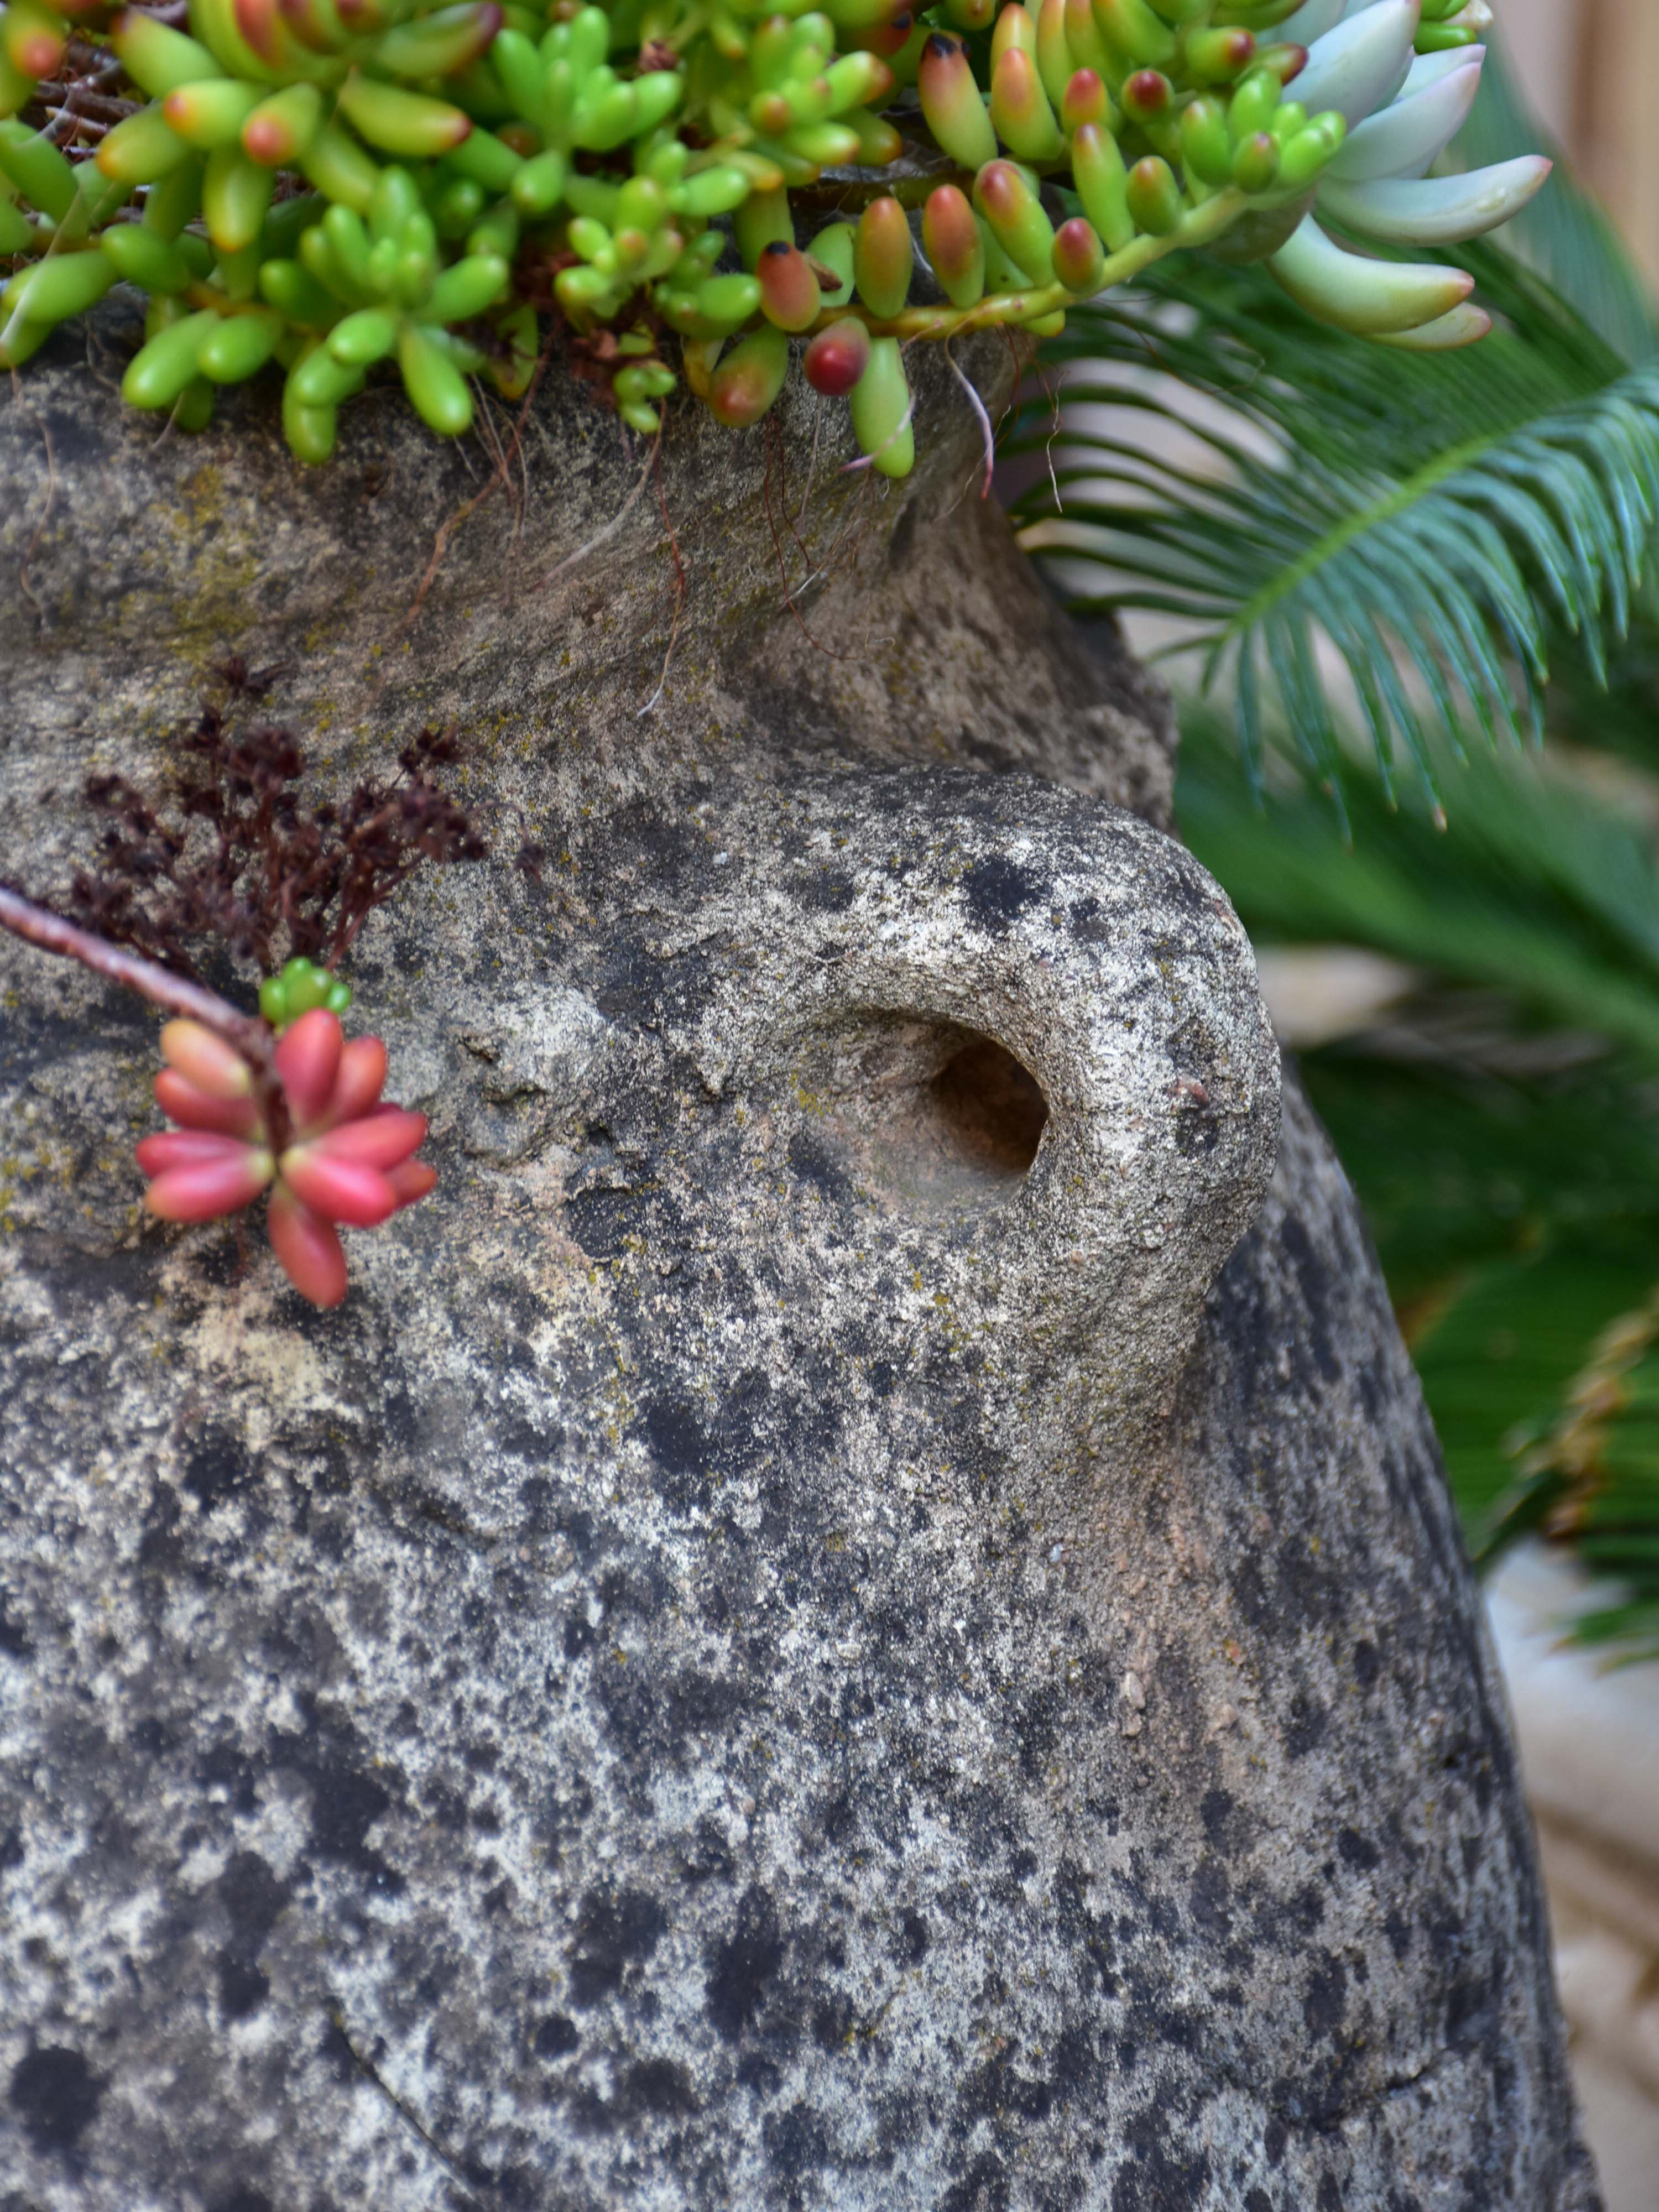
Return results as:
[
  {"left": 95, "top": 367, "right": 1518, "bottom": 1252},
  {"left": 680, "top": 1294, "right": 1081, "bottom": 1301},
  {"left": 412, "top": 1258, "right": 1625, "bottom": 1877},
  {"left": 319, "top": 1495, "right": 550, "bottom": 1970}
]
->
[
  {"left": 928, "top": 1037, "right": 1048, "bottom": 1181},
  {"left": 796, "top": 1019, "right": 1049, "bottom": 1218}
]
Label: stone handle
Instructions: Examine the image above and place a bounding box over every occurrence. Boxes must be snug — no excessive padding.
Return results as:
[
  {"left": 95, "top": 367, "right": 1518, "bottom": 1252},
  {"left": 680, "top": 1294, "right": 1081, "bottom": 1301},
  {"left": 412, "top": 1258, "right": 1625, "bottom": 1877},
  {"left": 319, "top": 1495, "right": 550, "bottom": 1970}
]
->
[{"left": 697, "top": 769, "right": 1281, "bottom": 1454}]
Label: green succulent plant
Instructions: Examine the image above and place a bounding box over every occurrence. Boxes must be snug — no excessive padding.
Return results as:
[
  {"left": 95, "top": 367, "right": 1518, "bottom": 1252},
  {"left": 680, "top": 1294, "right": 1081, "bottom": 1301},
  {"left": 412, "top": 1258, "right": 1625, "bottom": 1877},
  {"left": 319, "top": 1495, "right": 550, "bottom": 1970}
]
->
[{"left": 1, "top": 0, "right": 1529, "bottom": 468}]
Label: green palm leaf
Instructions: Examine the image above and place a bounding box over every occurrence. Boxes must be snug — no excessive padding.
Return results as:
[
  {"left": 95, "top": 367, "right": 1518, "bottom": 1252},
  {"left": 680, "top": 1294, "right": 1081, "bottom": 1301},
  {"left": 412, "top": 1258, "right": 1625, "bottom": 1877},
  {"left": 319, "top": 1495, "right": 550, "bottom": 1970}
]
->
[{"left": 1011, "top": 246, "right": 1659, "bottom": 798}]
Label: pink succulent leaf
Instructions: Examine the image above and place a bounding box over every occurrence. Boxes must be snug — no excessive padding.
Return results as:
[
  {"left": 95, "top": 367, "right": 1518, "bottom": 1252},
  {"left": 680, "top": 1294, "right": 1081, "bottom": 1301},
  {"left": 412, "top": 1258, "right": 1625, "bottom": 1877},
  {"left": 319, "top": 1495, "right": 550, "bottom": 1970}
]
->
[
  {"left": 275, "top": 1007, "right": 343, "bottom": 1130},
  {"left": 268, "top": 1183, "right": 348, "bottom": 1308},
  {"left": 137, "top": 1130, "right": 256, "bottom": 1176},
  {"left": 312, "top": 1108, "right": 428, "bottom": 1170},
  {"left": 160, "top": 1018, "right": 254, "bottom": 1102},
  {"left": 323, "top": 1036, "right": 389, "bottom": 1127},
  {"left": 145, "top": 1147, "right": 276, "bottom": 1222},
  {"left": 154, "top": 1068, "right": 263, "bottom": 1138},
  {"left": 386, "top": 1159, "right": 439, "bottom": 1208},
  {"left": 278, "top": 1145, "right": 399, "bottom": 1227}
]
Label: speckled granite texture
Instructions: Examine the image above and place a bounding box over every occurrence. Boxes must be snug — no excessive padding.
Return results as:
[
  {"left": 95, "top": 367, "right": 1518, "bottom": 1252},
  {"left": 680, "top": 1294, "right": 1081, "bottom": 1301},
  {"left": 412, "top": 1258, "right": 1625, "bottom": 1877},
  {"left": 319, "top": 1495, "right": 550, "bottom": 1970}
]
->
[{"left": 0, "top": 310, "right": 1598, "bottom": 2210}]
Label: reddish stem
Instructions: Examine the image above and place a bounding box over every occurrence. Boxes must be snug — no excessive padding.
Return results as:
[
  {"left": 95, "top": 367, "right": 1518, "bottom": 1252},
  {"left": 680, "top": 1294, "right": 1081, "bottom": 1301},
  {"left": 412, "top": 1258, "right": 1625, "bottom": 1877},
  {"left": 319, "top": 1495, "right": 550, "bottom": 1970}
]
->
[{"left": 0, "top": 883, "right": 290, "bottom": 1149}]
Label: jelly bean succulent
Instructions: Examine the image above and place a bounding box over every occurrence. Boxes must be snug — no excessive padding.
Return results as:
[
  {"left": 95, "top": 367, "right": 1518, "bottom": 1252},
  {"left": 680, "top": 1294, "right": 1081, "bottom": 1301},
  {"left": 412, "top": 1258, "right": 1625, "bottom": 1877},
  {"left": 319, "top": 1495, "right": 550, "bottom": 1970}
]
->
[
  {"left": 0, "top": 679, "right": 487, "bottom": 1307},
  {"left": 139, "top": 1005, "right": 435, "bottom": 1306},
  {"left": 0, "top": 0, "right": 1542, "bottom": 470}
]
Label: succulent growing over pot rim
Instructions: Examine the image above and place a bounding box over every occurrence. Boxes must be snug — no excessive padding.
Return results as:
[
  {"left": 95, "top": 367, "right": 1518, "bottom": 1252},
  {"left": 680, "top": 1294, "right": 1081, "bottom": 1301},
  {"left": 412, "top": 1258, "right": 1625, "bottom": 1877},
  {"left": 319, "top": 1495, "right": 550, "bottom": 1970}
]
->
[{"left": 0, "top": 0, "right": 1542, "bottom": 471}]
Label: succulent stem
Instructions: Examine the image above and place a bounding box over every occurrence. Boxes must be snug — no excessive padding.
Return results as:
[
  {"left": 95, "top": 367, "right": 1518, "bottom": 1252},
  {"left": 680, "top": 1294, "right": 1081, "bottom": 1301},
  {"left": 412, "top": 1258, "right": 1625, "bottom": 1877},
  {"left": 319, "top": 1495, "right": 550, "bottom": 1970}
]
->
[
  {"left": 0, "top": 881, "right": 286, "bottom": 1139},
  {"left": 816, "top": 186, "right": 1248, "bottom": 339}
]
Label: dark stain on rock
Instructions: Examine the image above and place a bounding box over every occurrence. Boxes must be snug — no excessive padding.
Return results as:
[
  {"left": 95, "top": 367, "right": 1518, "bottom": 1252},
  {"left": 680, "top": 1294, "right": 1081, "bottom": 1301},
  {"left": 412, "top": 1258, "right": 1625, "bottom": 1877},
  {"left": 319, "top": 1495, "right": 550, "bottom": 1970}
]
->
[
  {"left": 9, "top": 2046, "right": 102, "bottom": 2163},
  {"left": 959, "top": 856, "right": 1042, "bottom": 931},
  {"left": 216, "top": 1850, "right": 288, "bottom": 2021},
  {"left": 942, "top": 2150, "right": 1011, "bottom": 2212},
  {"left": 640, "top": 1395, "right": 712, "bottom": 1510},
  {"left": 1199, "top": 1788, "right": 1239, "bottom": 1855},
  {"left": 1108, "top": 2128, "right": 1209, "bottom": 2211},
  {"left": 1303, "top": 1955, "right": 1348, "bottom": 2044},
  {"left": 0, "top": 1595, "right": 32, "bottom": 1661},
  {"left": 183, "top": 1431, "right": 248, "bottom": 1511},
  {"left": 267, "top": 1721, "right": 402, "bottom": 1893},
  {"left": 1284, "top": 1691, "right": 1327, "bottom": 1759},
  {"left": 567, "top": 1888, "right": 668, "bottom": 2009},
  {"left": 706, "top": 1884, "right": 785, "bottom": 2040},
  {"left": 1338, "top": 1828, "right": 1381, "bottom": 1874},
  {"left": 786, "top": 1131, "right": 849, "bottom": 1203},
  {"left": 533, "top": 2014, "right": 580, "bottom": 2059},
  {"left": 619, "top": 2058, "right": 697, "bottom": 2118}
]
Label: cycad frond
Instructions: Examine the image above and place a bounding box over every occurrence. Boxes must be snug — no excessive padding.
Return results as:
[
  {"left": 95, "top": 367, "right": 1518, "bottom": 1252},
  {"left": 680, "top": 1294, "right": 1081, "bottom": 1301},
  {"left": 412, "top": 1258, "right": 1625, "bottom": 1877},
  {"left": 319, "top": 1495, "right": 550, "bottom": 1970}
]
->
[
  {"left": 1174, "top": 704, "right": 1659, "bottom": 1060},
  {"left": 1012, "top": 241, "right": 1659, "bottom": 798}
]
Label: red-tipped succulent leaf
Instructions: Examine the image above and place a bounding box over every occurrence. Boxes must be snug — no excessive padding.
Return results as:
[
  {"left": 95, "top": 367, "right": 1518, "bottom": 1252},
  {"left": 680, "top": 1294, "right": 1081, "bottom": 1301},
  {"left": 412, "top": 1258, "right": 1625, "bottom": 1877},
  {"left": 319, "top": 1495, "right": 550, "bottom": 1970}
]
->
[{"left": 268, "top": 1183, "right": 349, "bottom": 1309}]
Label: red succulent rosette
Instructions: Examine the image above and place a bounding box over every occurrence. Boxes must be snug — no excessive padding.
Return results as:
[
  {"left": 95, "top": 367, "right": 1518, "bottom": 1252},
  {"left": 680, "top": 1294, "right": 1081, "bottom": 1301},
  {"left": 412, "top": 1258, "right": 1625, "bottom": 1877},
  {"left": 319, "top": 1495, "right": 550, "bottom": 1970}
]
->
[{"left": 136, "top": 1009, "right": 435, "bottom": 1308}]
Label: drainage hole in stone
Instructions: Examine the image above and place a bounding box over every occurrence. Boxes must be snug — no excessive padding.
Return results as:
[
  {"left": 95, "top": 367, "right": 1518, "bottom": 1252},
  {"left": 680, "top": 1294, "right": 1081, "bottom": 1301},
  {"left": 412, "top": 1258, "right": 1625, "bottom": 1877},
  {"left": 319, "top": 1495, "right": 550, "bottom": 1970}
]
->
[
  {"left": 928, "top": 1036, "right": 1048, "bottom": 1182},
  {"left": 800, "top": 1020, "right": 1050, "bottom": 1218}
]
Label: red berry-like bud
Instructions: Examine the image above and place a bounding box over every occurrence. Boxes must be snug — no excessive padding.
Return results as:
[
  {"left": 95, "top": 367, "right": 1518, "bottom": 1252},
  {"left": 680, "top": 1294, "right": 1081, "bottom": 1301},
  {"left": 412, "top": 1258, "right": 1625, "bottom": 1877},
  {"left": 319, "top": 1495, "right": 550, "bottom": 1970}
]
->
[
  {"left": 989, "top": 44, "right": 1063, "bottom": 162},
  {"left": 1052, "top": 215, "right": 1105, "bottom": 295},
  {"left": 1230, "top": 128, "right": 1280, "bottom": 193},
  {"left": 1121, "top": 70, "right": 1171, "bottom": 123},
  {"left": 1063, "top": 0, "right": 1110, "bottom": 81},
  {"left": 989, "top": 1, "right": 1036, "bottom": 66},
  {"left": 1061, "top": 69, "right": 1108, "bottom": 133},
  {"left": 918, "top": 34, "right": 997, "bottom": 173},
  {"left": 707, "top": 325, "right": 790, "bottom": 428},
  {"left": 1181, "top": 24, "right": 1255, "bottom": 84},
  {"left": 233, "top": 0, "right": 283, "bottom": 62},
  {"left": 1125, "top": 153, "right": 1182, "bottom": 235},
  {"left": 9, "top": 16, "right": 64, "bottom": 73},
  {"left": 137, "top": 1130, "right": 253, "bottom": 1177},
  {"left": 757, "top": 240, "right": 821, "bottom": 333},
  {"left": 387, "top": 1159, "right": 439, "bottom": 1208},
  {"left": 973, "top": 157, "right": 1055, "bottom": 279},
  {"left": 849, "top": 10, "right": 913, "bottom": 59},
  {"left": 802, "top": 317, "right": 872, "bottom": 397},
  {"left": 750, "top": 89, "right": 792, "bottom": 137},
  {"left": 145, "top": 1144, "right": 276, "bottom": 1223},
  {"left": 922, "top": 184, "right": 985, "bottom": 307},
  {"left": 1254, "top": 41, "right": 1307, "bottom": 85}
]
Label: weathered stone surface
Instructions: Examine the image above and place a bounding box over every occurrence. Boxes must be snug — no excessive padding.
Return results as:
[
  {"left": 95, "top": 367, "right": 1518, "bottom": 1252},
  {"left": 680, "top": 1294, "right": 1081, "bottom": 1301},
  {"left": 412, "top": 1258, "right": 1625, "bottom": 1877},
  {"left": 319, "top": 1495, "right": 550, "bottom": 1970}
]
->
[{"left": 0, "top": 310, "right": 1595, "bottom": 2209}]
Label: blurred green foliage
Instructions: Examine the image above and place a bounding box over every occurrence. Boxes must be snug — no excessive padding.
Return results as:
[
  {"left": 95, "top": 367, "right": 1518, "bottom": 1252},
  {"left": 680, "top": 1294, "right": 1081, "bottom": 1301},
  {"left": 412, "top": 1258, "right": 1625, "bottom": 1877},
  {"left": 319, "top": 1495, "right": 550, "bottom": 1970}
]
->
[{"left": 1028, "top": 52, "right": 1659, "bottom": 1657}]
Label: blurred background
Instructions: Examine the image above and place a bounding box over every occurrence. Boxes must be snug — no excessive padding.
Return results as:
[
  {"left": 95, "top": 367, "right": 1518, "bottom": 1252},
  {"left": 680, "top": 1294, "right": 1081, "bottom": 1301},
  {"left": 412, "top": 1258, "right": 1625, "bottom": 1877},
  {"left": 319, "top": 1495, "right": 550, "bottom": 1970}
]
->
[
  {"left": 1010, "top": 5, "right": 1659, "bottom": 2202},
  {"left": 1506, "top": 0, "right": 1659, "bottom": 289}
]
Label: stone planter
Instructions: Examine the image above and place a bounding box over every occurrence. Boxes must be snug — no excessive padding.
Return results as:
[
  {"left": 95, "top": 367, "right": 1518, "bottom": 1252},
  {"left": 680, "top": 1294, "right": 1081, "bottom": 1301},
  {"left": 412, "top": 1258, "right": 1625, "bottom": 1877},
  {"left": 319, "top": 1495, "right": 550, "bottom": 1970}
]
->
[{"left": 0, "top": 307, "right": 1596, "bottom": 2209}]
